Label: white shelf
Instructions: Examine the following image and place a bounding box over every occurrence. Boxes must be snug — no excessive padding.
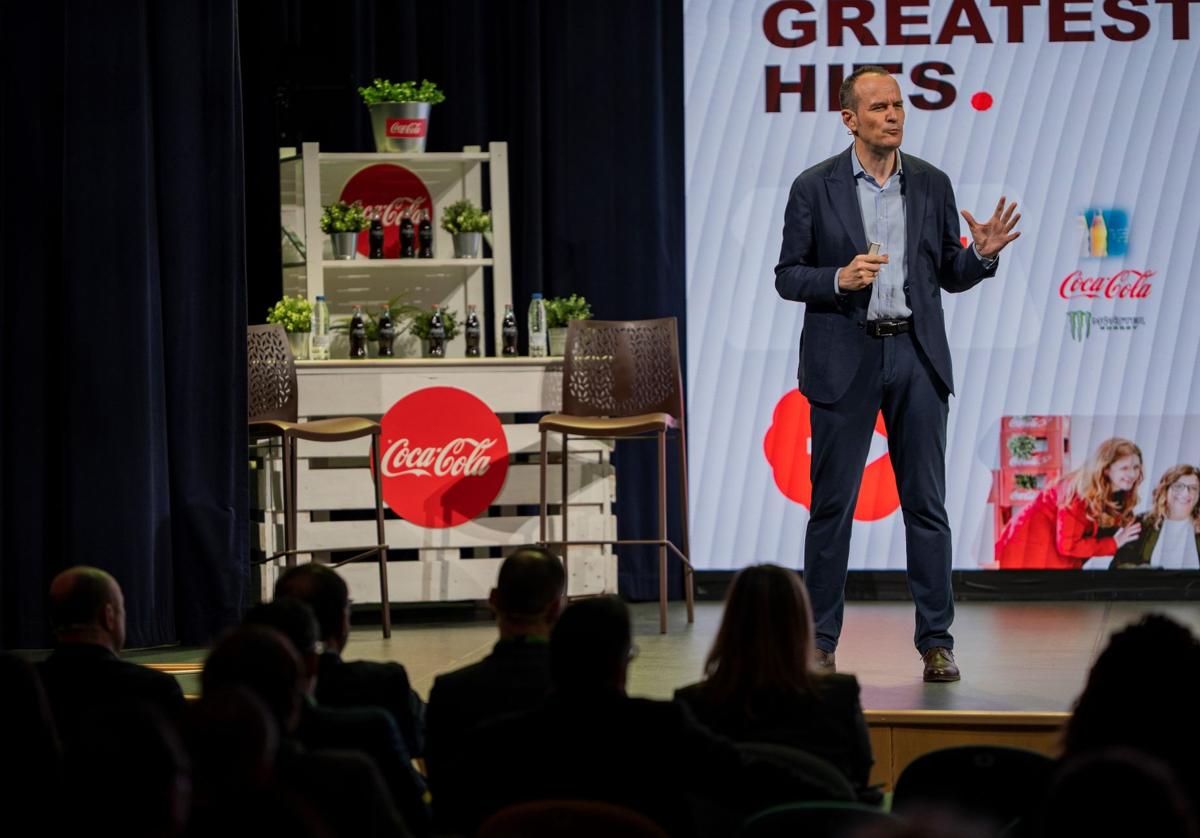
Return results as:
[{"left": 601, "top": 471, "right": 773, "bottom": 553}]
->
[
  {"left": 317, "top": 152, "right": 490, "bottom": 164},
  {"left": 323, "top": 258, "right": 492, "bottom": 270}
]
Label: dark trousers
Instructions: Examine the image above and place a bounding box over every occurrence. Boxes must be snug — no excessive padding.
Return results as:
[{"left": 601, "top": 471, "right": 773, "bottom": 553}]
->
[{"left": 804, "top": 330, "right": 954, "bottom": 654}]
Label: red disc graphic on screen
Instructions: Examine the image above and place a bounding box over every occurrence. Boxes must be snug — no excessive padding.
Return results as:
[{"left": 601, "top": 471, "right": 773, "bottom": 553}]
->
[
  {"left": 762, "top": 390, "right": 900, "bottom": 522},
  {"left": 378, "top": 387, "right": 509, "bottom": 528},
  {"left": 970, "top": 91, "right": 994, "bottom": 111},
  {"left": 339, "top": 164, "right": 433, "bottom": 258}
]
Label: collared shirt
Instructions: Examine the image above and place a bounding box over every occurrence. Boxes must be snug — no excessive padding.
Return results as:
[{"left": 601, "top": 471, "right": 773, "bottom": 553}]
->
[{"left": 853, "top": 147, "right": 911, "bottom": 320}]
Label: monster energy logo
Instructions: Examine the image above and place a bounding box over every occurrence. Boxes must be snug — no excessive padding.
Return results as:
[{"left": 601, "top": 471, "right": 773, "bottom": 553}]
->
[{"left": 1067, "top": 310, "right": 1092, "bottom": 341}]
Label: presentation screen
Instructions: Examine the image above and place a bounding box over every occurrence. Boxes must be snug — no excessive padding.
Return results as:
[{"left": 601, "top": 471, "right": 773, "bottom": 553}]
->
[{"left": 684, "top": 0, "right": 1200, "bottom": 571}]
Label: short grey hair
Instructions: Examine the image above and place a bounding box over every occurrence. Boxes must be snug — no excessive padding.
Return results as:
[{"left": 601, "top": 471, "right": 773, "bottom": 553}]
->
[{"left": 839, "top": 65, "right": 894, "bottom": 112}]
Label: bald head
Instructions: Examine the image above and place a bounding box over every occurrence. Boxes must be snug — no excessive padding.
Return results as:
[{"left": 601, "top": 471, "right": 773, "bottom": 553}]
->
[
  {"left": 48, "top": 567, "right": 126, "bottom": 652},
  {"left": 489, "top": 547, "right": 566, "bottom": 638}
]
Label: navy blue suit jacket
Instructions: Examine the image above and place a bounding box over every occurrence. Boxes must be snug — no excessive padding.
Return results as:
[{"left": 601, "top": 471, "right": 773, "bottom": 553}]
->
[{"left": 775, "top": 146, "right": 997, "bottom": 403}]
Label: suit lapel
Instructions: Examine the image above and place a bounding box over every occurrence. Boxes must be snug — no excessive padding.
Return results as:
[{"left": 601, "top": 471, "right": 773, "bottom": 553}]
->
[
  {"left": 825, "top": 148, "right": 868, "bottom": 255},
  {"left": 903, "top": 153, "right": 927, "bottom": 262}
]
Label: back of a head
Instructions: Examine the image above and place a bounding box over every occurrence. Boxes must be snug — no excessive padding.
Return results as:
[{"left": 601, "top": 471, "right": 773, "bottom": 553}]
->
[
  {"left": 188, "top": 686, "right": 279, "bottom": 793},
  {"left": 495, "top": 547, "right": 566, "bottom": 622},
  {"left": 274, "top": 563, "right": 348, "bottom": 642},
  {"left": 550, "top": 596, "right": 631, "bottom": 691},
  {"left": 243, "top": 599, "right": 321, "bottom": 658},
  {"left": 203, "top": 626, "right": 303, "bottom": 732},
  {"left": 704, "top": 564, "right": 816, "bottom": 704},
  {"left": 48, "top": 566, "right": 117, "bottom": 633}
]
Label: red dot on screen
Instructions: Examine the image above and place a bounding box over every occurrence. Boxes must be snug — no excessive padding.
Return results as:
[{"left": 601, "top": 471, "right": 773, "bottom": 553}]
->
[
  {"left": 971, "top": 91, "right": 994, "bottom": 111},
  {"left": 960, "top": 236, "right": 969, "bottom": 248}
]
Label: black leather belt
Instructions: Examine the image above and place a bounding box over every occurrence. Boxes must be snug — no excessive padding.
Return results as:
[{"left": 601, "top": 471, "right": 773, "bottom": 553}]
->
[{"left": 865, "top": 318, "right": 912, "bottom": 338}]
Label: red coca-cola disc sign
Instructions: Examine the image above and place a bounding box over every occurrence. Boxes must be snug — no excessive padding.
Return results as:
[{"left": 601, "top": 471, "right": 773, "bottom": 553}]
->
[
  {"left": 339, "top": 164, "right": 433, "bottom": 258},
  {"left": 378, "top": 387, "right": 509, "bottom": 528}
]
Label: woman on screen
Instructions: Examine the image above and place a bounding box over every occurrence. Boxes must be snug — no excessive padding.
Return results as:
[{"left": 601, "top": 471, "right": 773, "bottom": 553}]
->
[
  {"left": 1111, "top": 465, "right": 1200, "bottom": 570},
  {"left": 673, "top": 564, "right": 876, "bottom": 801},
  {"left": 996, "top": 438, "right": 1143, "bottom": 569}
]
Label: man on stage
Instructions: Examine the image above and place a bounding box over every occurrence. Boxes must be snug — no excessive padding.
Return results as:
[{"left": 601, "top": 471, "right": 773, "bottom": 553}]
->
[{"left": 774, "top": 66, "right": 1020, "bottom": 682}]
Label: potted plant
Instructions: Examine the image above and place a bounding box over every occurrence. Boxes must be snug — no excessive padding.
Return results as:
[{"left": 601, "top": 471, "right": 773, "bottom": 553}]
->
[
  {"left": 321, "top": 200, "right": 368, "bottom": 260},
  {"left": 266, "top": 294, "right": 314, "bottom": 359},
  {"left": 408, "top": 307, "right": 461, "bottom": 357},
  {"left": 1007, "top": 434, "right": 1038, "bottom": 465},
  {"left": 331, "top": 295, "right": 423, "bottom": 356},
  {"left": 544, "top": 294, "right": 593, "bottom": 356},
  {"left": 440, "top": 198, "right": 491, "bottom": 258},
  {"left": 358, "top": 78, "right": 446, "bottom": 153}
]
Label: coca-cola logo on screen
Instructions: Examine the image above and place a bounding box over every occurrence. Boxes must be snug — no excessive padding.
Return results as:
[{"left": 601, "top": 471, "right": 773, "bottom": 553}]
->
[
  {"left": 1058, "top": 269, "right": 1155, "bottom": 300},
  {"left": 339, "top": 164, "right": 433, "bottom": 258},
  {"left": 378, "top": 387, "right": 509, "bottom": 528},
  {"left": 386, "top": 118, "right": 428, "bottom": 138}
]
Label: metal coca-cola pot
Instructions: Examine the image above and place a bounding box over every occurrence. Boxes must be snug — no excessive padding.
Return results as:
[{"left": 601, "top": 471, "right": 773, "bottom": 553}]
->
[{"left": 368, "top": 102, "right": 432, "bottom": 153}]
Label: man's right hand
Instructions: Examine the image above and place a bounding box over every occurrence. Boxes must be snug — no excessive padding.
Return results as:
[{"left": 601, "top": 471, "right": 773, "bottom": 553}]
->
[{"left": 838, "top": 254, "right": 888, "bottom": 292}]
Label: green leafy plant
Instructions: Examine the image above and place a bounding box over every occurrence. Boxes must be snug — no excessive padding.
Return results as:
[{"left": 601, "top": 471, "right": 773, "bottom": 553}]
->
[
  {"left": 1014, "top": 474, "right": 1040, "bottom": 491},
  {"left": 358, "top": 78, "right": 446, "bottom": 105},
  {"left": 544, "top": 294, "right": 594, "bottom": 329},
  {"left": 320, "top": 201, "right": 368, "bottom": 234},
  {"left": 266, "top": 294, "right": 313, "bottom": 334},
  {"left": 1007, "top": 434, "right": 1038, "bottom": 462},
  {"left": 408, "top": 308, "right": 461, "bottom": 341},
  {"left": 440, "top": 199, "right": 491, "bottom": 234},
  {"left": 332, "top": 296, "right": 423, "bottom": 342}
]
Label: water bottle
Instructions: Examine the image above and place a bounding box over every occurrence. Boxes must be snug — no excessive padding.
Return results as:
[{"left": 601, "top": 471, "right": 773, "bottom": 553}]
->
[
  {"left": 528, "top": 293, "right": 548, "bottom": 358},
  {"left": 310, "top": 295, "right": 331, "bottom": 360}
]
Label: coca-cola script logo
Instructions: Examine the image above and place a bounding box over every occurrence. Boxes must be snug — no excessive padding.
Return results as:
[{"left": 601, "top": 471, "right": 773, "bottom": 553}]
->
[
  {"left": 339, "top": 164, "right": 433, "bottom": 258},
  {"left": 378, "top": 387, "right": 509, "bottom": 528},
  {"left": 386, "top": 118, "right": 427, "bottom": 138},
  {"left": 1059, "top": 269, "right": 1155, "bottom": 300},
  {"left": 762, "top": 391, "right": 900, "bottom": 522}
]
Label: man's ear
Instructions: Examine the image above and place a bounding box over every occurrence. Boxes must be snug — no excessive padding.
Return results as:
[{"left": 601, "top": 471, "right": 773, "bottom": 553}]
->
[
  {"left": 544, "top": 593, "right": 564, "bottom": 625},
  {"left": 101, "top": 602, "right": 118, "bottom": 633},
  {"left": 842, "top": 109, "right": 856, "bottom": 135},
  {"left": 487, "top": 588, "right": 500, "bottom": 614}
]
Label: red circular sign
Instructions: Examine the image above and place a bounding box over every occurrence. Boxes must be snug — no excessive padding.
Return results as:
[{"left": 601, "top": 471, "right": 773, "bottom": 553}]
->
[
  {"left": 339, "top": 164, "right": 434, "bottom": 258},
  {"left": 762, "top": 390, "right": 900, "bottom": 522},
  {"left": 378, "top": 387, "right": 509, "bottom": 528}
]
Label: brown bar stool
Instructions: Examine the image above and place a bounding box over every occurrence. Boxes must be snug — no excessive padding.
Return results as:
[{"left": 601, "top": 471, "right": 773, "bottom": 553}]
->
[
  {"left": 537, "top": 317, "right": 694, "bottom": 633},
  {"left": 247, "top": 324, "right": 391, "bottom": 637}
]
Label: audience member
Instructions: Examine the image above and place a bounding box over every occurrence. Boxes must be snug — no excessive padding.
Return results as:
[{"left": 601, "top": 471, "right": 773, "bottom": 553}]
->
[
  {"left": 1061, "top": 614, "right": 1200, "bottom": 815},
  {"left": 675, "top": 564, "right": 876, "bottom": 800},
  {"left": 275, "top": 562, "right": 425, "bottom": 757},
  {"left": 202, "top": 625, "right": 411, "bottom": 838},
  {"left": 426, "top": 547, "right": 564, "bottom": 799},
  {"left": 452, "top": 596, "right": 787, "bottom": 836},
  {"left": 37, "top": 566, "right": 185, "bottom": 750},
  {"left": 243, "top": 599, "right": 430, "bottom": 835},
  {"left": 0, "top": 654, "right": 63, "bottom": 821}
]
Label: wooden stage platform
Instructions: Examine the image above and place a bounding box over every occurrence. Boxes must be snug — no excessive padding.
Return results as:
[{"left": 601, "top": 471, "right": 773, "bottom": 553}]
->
[{"left": 139, "top": 600, "right": 1199, "bottom": 790}]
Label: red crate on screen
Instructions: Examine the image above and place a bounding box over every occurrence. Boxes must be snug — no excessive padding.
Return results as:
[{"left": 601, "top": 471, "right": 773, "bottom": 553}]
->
[
  {"left": 1000, "top": 416, "right": 1069, "bottom": 469},
  {"left": 1001, "top": 468, "right": 1060, "bottom": 505}
]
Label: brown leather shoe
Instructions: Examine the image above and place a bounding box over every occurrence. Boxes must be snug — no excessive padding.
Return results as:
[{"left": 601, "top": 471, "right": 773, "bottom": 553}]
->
[
  {"left": 922, "top": 647, "right": 960, "bottom": 682},
  {"left": 815, "top": 649, "right": 836, "bottom": 673}
]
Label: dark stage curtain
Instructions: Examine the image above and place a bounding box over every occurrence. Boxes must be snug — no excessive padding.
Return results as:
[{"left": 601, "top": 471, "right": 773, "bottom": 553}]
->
[
  {"left": 240, "top": 0, "right": 687, "bottom": 600},
  {"left": 0, "top": 1, "right": 248, "bottom": 648}
]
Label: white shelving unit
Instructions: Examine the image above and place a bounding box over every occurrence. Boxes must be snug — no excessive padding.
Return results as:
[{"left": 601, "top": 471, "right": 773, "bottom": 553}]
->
[{"left": 279, "top": 142, "right": 513, "bottom": 356}]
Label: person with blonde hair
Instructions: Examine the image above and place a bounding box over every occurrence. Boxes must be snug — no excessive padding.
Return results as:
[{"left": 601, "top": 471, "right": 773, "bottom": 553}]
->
[
  {"left": 1111, "top": 464, "right": 1200, "bottom": 569},
  {"left": 996, "top": 438, "right": 1143, "bottom": 569},
  {"left": 674, "top": 564, "right": 874, "bottom": 798}
]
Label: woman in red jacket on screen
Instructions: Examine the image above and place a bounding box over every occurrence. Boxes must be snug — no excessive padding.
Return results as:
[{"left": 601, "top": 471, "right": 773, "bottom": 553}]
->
[{"left": 996, "top": 438, "right": 1144, "bottom": 569}]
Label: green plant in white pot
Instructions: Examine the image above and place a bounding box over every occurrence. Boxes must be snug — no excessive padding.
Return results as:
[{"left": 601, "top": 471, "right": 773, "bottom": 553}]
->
[
  {"left": 266, "top": 294, "right": 314, "bottom": 359},
  {"left": 545, "top": 294, "right": 593, "bottom": 356},
  {"left": 321, "top": 200, "right": 368, "bottom": 260},
  {"left": 359, "top": 78, "right": 445, "bottom": 153},
  {"left": 441, "top": 199, "right": 491, "bottom": 258}
]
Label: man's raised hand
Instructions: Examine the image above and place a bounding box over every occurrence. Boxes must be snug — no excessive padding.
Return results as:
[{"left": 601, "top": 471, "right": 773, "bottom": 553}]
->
[{"left": 962, "top": 196, "right": 1021, "bottom": 259}]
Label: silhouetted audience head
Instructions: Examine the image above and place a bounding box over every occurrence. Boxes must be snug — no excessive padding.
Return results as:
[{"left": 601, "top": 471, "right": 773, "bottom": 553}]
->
[
  {"left": 550, "top": 596, "right": 632, "bottom": 693},
  {"left": 490, "top": 546, "right": 566, "bottom": 634},
  {"left": 203, "top": 625, "right": 305, "bottom": 734},
  {"left": 701, "top": 564, "right": 818, "bottom": 709},
  {"left": 1063, "top": 614, "right": 1200, "bottom": 799},
  {"left": 47, "top": 565, "right": 126, "bottom": 652},
  {"left": 68, "top": 702, "right": 190, "bottom": 837},
  {"left": 1038, "top": 747, "right": 1199, "bottom": 838},
  {"left": 0, "top": 653, "right": 62, "bottom": 804},
  {"left": 188, "top": 686, "right": 279, "bottom": 793},
  {"left": 274, "top": 563, "right": 350, "bottom": 651},
  {"left": 243, "top": 598, "right": 323, "bottom": 694}
]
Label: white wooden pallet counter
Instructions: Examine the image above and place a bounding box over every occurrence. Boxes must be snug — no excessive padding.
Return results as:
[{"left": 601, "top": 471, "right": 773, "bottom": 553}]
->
[{"left": 253, "top": 358, "right": 618, "bottom": 605}]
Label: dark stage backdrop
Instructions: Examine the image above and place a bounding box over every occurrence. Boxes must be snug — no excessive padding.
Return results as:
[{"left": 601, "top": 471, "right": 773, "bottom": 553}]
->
[
  {"left": 0, "top": 1, "right": 248, "bottom": 648},
  {"left": 240, "top": 0, "right": 688, "bottom": 600}
]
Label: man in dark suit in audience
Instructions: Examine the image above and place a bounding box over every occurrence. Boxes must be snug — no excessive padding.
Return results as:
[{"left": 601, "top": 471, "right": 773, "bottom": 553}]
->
[
  {"left": 452, "top": 597, "right": 785, "bottom": 836},
  {"left": 203, "top": 624, "right": 411, "bottom": 838},
  {"left": 243, "top": 599, "right": 430, "bottom": 836},
  {"left": 37, "top": 566, "right": 185, "bottom": 750},
  {"left": 275, "top": 563, "right": 424, "bottom": 758},
  {"left": 426, "top": 547, "right": 565, "bottom": 817}
]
